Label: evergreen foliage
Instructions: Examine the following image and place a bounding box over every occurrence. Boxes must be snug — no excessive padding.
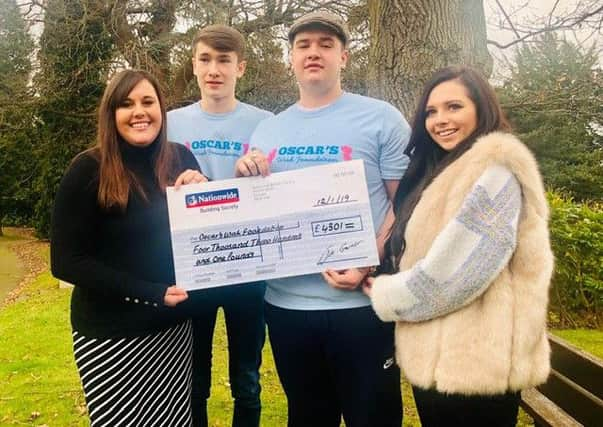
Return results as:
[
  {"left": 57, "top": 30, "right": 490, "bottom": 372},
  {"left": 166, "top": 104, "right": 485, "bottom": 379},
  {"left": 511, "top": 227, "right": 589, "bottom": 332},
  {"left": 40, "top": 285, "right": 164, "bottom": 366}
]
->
[
  {"left": 548, "top": 192, "right": 602, "bottom": 328},
  {"left": 32, "top": 0, "right": 114, "bottom": 237},
  {"left": 499, "top": 33, "right": 603, "bottom": 202},
  {"left": 0, "top": 0, "right": 35, "bottom": 233}
]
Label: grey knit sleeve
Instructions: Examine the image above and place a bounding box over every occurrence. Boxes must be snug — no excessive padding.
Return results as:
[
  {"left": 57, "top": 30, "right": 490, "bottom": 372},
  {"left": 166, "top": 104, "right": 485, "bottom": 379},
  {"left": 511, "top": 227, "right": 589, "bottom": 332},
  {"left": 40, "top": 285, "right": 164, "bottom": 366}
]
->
[{"left": 371, "top": 165, "right": 521, "bottom": 322}]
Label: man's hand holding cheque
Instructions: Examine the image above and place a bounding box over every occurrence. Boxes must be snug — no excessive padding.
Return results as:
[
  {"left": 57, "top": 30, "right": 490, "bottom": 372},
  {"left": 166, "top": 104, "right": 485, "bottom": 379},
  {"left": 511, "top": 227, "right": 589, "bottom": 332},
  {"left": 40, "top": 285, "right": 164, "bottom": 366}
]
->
[{"left": 234, "top": 148, "right": 271, "bottom": 177}]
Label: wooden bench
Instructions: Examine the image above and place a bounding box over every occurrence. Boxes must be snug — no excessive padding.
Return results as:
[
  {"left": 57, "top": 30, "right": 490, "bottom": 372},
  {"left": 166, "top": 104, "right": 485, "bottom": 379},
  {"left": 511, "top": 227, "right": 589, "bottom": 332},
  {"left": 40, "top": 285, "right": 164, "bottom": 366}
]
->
[{"left": 520, "top": 334, "right": 603, "bottom": 426}]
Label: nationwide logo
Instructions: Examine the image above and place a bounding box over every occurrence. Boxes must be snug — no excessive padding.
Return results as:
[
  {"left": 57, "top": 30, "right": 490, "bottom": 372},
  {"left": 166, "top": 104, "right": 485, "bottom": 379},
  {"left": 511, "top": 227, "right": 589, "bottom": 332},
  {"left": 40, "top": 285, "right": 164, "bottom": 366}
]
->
[{"left": 186, "top": 189, "right": 240, "bottom": 208}]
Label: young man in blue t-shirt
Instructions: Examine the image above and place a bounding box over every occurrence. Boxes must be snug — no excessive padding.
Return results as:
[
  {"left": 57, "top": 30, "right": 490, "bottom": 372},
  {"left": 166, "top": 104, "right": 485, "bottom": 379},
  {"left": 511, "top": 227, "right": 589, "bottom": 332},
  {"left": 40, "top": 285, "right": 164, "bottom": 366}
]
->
[
  {"left": 168, "top": 25, "right": 272, "bottom": 427},
  {"left": 236, "top": 12, "right": 410, "bottom": 427}
]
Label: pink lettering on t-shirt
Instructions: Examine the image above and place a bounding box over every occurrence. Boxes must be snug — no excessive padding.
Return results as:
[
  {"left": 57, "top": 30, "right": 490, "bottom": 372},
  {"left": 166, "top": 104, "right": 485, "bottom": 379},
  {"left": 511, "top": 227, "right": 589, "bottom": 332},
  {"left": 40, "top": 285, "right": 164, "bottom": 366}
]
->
[{"left": 267, "top": 149, "right": 277, "bottom": 164}]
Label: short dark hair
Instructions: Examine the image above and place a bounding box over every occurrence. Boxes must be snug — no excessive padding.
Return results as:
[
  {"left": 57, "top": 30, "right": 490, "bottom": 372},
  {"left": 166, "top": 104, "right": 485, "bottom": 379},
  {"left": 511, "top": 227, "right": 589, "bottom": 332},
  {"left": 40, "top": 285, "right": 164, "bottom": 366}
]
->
[
  {"left": 192, "top": 25, "right": 245, "bottom": 60},
  {"left": 381, "top": 65, "right": 510, "bottom": 274}
]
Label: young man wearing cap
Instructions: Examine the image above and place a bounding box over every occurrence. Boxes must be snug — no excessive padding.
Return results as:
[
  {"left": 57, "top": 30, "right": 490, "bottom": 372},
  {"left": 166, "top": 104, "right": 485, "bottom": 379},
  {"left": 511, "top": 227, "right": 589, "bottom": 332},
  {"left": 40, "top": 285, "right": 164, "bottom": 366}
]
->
[
  {"left": 235, "top": 11, "right": 410, "bottom": 427},
  {"left": 168, "top": 25, "right": 272, "bottom": 427}
]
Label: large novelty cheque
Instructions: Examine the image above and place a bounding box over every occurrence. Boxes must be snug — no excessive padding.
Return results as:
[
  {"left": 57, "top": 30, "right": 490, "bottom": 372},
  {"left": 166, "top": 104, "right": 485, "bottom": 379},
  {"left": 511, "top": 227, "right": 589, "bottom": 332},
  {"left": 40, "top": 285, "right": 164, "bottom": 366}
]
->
[{"left": 167, "top": 160, "right": 379, "bottom": 290}]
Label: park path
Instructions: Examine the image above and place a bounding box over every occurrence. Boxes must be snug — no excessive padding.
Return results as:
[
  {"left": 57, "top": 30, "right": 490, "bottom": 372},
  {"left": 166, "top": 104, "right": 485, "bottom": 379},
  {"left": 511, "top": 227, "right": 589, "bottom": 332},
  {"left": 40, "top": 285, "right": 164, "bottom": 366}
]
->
[{"left": 0, "top": 228, "right": 48, "bottom": 307}]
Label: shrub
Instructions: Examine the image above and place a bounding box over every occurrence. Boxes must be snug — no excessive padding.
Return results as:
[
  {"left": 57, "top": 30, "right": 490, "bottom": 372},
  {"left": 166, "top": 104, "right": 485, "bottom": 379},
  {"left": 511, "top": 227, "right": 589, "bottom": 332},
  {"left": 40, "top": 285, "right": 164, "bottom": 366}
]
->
[{"left": 547, "top": 192, "right": 602, "bottom": 328}]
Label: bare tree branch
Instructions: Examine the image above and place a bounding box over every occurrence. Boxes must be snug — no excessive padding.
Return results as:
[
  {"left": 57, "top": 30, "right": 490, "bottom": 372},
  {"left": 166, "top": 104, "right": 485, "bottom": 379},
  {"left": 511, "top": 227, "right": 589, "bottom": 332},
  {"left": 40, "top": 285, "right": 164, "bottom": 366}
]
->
[
  {"left": 495, "top": 0, "right": 521, "bottom": 39},
  {"left": 487, "top": 1, "right": 603, "bottom": 50}
]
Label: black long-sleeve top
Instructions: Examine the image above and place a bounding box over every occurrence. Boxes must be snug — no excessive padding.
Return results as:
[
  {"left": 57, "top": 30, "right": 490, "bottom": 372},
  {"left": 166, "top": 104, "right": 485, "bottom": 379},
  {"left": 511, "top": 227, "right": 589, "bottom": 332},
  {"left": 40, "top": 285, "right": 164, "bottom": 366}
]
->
[{"left": 51, "top": 140, "right": 200, "bottom": 338}]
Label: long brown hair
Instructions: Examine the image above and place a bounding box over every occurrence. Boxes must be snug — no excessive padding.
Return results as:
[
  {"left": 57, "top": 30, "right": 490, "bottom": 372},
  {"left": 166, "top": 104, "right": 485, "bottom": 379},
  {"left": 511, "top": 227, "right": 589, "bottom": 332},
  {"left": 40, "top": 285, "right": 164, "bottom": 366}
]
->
[
  {"left": 381, "top": 66, "right": 510, "bottom": 274},
  {"left": 94, "top": 69, "right": 174, "bottom": 210}
]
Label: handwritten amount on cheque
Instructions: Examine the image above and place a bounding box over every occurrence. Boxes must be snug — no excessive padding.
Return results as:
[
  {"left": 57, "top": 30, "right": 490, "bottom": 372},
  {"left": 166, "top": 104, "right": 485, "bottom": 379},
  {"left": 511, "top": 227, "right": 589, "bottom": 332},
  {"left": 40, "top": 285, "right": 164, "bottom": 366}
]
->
[
  {"left": 190, "top": 222, "right": 302, "bottom": 267},
  {"left": 192, "top": 233, "right": 302, "bottom": 255}
]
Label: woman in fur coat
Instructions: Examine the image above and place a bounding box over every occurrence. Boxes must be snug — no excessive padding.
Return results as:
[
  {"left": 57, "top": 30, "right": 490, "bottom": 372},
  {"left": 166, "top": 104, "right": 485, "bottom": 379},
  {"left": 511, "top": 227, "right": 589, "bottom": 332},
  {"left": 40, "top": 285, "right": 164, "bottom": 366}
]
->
[{"left": 364, "top": 66, "right": 553, "bottom": 427}]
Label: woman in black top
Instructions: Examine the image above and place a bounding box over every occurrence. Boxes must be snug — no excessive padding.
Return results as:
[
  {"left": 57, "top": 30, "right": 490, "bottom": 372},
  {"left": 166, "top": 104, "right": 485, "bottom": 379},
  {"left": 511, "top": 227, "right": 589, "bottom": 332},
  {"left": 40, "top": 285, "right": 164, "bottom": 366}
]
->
[{"left": 51, "top": 69, "right": 205, "bottom": 426}]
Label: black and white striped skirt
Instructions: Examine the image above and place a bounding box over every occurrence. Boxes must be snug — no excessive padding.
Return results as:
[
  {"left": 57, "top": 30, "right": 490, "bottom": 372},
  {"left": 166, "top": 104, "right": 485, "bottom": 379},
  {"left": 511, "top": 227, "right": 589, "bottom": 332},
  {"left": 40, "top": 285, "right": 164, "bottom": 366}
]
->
[{"left": 73, "top": 320, "right": 193, "bottom": 426}]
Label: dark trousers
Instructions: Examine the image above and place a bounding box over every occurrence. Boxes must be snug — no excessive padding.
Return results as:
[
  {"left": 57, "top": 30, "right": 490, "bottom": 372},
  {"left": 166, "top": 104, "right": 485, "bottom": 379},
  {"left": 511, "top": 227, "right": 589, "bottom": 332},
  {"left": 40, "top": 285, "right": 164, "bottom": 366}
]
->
[
  {"left": 188, "top": 282, "right": 266, "bottom": 427},
  {"left": 265, "top": 303, "right": 402, "bottom": 427},
  {"left": 412, "top": 386, "right": 520, "bottom": 427}
]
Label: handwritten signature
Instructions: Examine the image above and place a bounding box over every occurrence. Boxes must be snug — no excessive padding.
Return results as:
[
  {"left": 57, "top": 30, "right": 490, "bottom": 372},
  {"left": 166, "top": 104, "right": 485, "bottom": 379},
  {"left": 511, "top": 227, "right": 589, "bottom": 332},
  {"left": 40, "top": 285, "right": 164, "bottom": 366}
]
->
[{"left": 316, "top": 240, "right": 363, "bottom": 265}]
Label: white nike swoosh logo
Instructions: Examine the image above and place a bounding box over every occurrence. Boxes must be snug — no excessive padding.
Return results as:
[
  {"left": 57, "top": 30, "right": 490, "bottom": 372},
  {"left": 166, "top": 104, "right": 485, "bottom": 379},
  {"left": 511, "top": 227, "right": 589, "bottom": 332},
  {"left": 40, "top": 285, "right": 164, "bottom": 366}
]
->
[{"left": 383, "top": 357, "right": 394, "bottom": 369}]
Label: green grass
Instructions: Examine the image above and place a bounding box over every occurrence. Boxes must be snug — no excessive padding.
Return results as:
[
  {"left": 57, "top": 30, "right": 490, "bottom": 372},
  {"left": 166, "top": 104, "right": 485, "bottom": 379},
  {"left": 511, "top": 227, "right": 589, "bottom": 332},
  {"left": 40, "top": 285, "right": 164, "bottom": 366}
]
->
[
  {"left": 204, "top": 311, "right": 288, "bottom": 426},
  {"left": 551, "top": 329, "right": 603, "bottom": 360},
  {"left": 1, "top": 236, "right": 601, "bottom": 426},
  {"left": 0, "top": 271, "right": 87, "bottom": 426}
]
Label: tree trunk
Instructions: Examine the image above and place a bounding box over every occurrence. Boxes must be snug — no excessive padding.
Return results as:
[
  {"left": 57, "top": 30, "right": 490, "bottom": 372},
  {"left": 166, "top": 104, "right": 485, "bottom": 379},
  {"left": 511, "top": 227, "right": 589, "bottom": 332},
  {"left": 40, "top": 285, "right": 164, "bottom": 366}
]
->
[{"left": 367, "top": 0, "right": 492, "bottom": 120}]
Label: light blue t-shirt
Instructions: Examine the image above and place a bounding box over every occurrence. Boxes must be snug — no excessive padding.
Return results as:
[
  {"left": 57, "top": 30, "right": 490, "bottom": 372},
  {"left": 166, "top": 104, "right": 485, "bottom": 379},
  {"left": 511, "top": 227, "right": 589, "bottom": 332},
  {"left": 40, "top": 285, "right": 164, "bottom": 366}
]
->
[
  {"left": 167, "top": 101, "right": 273, "bottom": 180},
  {"left": 250, "top": 92, "right": 411, "bottom": 310}
]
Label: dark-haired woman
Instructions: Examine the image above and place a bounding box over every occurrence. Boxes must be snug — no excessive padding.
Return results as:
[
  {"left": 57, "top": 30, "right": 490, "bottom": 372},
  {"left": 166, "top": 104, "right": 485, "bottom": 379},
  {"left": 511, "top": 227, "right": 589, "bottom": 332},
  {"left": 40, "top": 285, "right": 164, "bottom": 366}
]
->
[
  {"left": 51, "top": 69, "right": 206, "bottom": 426},
  {"left": 364, "top": 66, "right": 553, "bottom": 427}
]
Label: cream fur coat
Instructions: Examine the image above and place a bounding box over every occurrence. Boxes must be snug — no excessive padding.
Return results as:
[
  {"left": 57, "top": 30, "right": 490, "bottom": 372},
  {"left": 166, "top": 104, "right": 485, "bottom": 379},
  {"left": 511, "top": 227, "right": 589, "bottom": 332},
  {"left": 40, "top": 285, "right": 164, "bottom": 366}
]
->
[{"left": 371, "top": 132, "right": 553, "bottom": 395}]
